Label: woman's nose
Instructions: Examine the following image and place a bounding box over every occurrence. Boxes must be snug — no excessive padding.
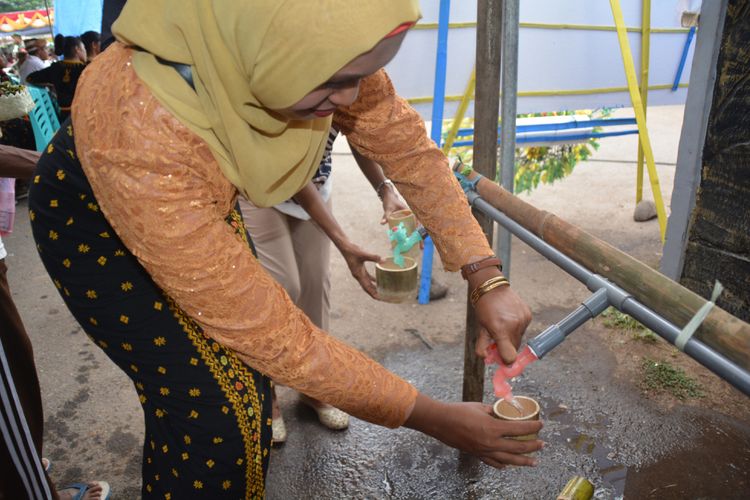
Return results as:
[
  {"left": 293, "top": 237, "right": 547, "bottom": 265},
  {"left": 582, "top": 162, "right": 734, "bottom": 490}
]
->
[{"left": 328, "top": 83, "right": 360, "bottom": 108}]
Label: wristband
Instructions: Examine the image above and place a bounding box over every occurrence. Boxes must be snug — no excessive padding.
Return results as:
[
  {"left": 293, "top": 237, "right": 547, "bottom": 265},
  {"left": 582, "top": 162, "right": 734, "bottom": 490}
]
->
[{"left": 461, "top": 256, "right": 503, "bottom": 280}]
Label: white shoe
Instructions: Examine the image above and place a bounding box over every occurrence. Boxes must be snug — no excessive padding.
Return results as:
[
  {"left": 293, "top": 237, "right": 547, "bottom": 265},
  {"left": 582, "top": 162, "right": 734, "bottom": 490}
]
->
[
  {"left": 314, "top": 405, "right": 350, "bottom": 430},
  {"left": 272, "top": 414, "right": 287, "bottom": 444}
]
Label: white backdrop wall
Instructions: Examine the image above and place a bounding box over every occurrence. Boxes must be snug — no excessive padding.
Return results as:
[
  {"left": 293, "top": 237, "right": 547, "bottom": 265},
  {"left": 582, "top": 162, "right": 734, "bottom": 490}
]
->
[{"left": 385, "top": 0, "right": 700, "bottom": 119}]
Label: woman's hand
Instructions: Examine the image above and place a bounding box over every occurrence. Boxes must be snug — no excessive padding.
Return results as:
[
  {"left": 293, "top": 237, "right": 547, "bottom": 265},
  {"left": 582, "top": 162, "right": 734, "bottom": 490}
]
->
[
  {"left": 340, "top": 240, "right": 383, "bottom": 299},
  {"left": 468, "top": 266, "right": 532, "bottom": 365},
  {"left": 404, "top": 393, "right": 543, "bottom": 468},
  {"left": 379, "top": 186, "right": 409, "bottom": 225}
]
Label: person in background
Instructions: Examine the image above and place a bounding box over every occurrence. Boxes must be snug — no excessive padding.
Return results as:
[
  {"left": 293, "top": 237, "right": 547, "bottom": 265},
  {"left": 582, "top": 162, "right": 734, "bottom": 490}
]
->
[
  {"left": 54, "top": 33, "right": 66, "bottom": 60},
  {"left": 18, "top": 39, "right": 50, "bottom": 83},
  {"left": 26, "top": 37, "right": 87, "bottom": 121},
  {"left": 10, "top": 34, "right": 23, "bottom": 56},
  {"left": 101, "top": 0, "right": 127, "bottom": 50},
  {"left": 81, "top": 31, "right": 101, "bottom": 60},
  {"left": 0, "top": 144, "right": 110, "bottom": 500},
  {"left": 0, "top": 52, "right": 9, "bottom": 73},
  {"left": 241, "top": 129, "right": 449, "bottom": 442}
]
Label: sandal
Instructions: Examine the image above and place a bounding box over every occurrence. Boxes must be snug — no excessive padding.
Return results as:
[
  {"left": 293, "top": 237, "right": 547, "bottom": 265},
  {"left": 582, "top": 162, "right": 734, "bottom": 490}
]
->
[{"left": 59, "top": 481, "right": 111, "bottom": 500}]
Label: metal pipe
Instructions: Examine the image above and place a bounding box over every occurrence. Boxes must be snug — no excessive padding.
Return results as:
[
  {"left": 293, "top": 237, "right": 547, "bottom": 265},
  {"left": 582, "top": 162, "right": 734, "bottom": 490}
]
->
[
  {"left": 468, "top": 192, "right": 750, "bottom": 397},
  {"left": 496, "top": 0, "right": 520, "bottom": 279}
]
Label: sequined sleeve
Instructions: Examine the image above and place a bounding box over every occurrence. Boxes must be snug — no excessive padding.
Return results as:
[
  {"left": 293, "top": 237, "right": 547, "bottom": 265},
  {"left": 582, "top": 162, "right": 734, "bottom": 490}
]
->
[
  {"left": 334, "top": 70, "right": 494, "bottom": 270},
  {"left": 71, "top": 43, "right": 417, "bottom": 428}
]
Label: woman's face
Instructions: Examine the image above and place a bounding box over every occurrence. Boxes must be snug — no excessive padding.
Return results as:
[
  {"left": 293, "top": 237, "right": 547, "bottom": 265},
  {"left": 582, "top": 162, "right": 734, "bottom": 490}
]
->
[
  {"left": 276, "top": 31, "right": 408, "bottom": 121},
  {"left": 35, "top": 40, "right": 50, "bottom": 61},
  {"left": 75, "top": 42, "right": 87, "bottom": 62}
]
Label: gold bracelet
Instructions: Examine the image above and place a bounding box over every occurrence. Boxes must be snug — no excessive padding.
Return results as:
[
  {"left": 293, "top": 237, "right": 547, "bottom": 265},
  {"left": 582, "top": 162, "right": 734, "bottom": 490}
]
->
[{"left": 470, "top": 276, "right": 510, "bottom": 307}]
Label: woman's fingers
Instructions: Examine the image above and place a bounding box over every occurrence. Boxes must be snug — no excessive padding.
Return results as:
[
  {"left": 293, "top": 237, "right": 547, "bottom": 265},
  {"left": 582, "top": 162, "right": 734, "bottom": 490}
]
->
[
  {"left": 474, "top": 328, "right": 494, "bottom": 358},
  {"left": 361, "top": 251, "right": 384, "bottom": 264},
  {"left": 483, "top": 450, "right": 539, "bottom": 468},
  {"left": 355, "top": 267, "right": 378, "bottom": 298},
  {"left": 479, "top": 432, "right": 543, "bottom": 469},
  {"left": 475, "top": 287, "right": 532, "bottom": 364},
  {"left": 496, "top": 335, "right": 519, "bottom": 365},
  {"left": 500, "top": 419, "right": 543, "bottom": 438}
]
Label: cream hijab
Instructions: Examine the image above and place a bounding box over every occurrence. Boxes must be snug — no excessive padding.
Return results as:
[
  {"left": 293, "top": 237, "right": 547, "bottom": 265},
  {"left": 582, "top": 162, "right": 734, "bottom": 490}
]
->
[{"left": 112, "top": 0, "right": 420, "bottom": 207}]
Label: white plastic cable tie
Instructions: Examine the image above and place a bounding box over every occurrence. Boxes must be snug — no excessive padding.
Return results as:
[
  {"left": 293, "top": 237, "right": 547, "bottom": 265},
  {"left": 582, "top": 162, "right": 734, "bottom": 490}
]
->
[{"left": 675, "top": 281, "right": 724, "bottom": 351}]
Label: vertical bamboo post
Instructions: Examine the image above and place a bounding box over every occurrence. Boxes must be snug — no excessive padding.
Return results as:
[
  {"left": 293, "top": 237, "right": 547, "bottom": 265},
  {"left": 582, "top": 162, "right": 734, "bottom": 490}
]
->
[
  {"left": 636, "top": 0, "right": 651, "bottom": 204},
  {"left": 610, "top": 0, "right": 667, "bottom": 241},
  {"left": 463, "top": 0, "right": 503, "bottom": 403}
]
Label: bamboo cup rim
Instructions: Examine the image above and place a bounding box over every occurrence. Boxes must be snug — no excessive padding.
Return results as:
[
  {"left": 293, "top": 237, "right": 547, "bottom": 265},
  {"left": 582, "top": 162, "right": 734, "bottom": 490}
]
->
[
  {"left": 376, "top": 256, "right": 417, "bottom": 272},
  {"left": 493, "top": 396, "right": 540, "bottom": 421},
  {"left": 388, "top": 209, "right": 414, "bottom": 220}
]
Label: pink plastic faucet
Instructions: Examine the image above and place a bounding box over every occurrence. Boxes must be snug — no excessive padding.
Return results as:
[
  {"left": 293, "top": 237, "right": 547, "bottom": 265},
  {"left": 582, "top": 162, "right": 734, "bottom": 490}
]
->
[{"left": 484, "top": 344, "right": 538, "bottom": 400}]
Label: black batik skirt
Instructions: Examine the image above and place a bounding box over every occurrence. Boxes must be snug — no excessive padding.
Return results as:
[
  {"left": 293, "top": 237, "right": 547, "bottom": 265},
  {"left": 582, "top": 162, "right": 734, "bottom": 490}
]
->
[{"left": 28, "top": 121, "right": 272, "bottom": 499}]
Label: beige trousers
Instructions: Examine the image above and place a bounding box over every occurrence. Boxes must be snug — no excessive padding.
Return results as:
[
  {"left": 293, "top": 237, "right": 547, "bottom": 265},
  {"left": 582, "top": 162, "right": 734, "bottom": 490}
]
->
[{"left": 239, "top": 197, "right": 331, "bottom": 332}]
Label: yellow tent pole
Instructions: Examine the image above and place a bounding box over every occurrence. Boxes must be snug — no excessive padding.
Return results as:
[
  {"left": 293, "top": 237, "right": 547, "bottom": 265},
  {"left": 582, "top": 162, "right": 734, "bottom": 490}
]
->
[
  {"left": 442, "top": 67, "right": 476, "bottom": 154},
  {"left": 406, "top": 82, "right": 688, "bottom": 105},
  {"left": 636, "top": 0, "right": 651, "bottom": 204},
  {"left": 610, "top": 0, "right": 667, "bottom": 241}
]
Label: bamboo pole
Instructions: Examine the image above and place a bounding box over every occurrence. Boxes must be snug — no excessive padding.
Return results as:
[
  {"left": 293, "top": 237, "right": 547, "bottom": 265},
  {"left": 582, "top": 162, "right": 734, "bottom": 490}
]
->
[
  {"left": 636, "top": 0, "right": 651, "bottom": 203},
  {"left": 610, "top": 0, "right": 668, "bottom": 241},
  {"left": 463, "top": 0, "right": 503, "bottom": 403},
  {"left": 441, "top": 67, "right": 475, "bottom": 154},
  {"left": 471, "top": 177, "right": 750, "bottom": 370}
]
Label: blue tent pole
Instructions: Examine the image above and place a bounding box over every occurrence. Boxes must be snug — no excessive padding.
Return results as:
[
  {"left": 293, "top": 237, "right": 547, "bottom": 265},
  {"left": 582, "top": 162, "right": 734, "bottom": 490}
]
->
[
  {"left": 419, "top": 0, "right": 451, "bottom": 305},
  {"left": 672, "top": 26, "right": 696, "bottom": 91}
]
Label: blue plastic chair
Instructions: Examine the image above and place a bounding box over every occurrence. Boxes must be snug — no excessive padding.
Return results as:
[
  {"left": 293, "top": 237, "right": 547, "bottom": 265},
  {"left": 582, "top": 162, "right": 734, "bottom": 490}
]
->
[{"left": 27, "top": 86, "right": 61, "bottom": 152}]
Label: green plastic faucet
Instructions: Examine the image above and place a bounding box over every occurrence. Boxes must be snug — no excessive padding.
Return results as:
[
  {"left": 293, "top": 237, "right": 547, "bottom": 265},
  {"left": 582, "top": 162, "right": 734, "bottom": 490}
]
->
[{"left": 388, "top": 222, "right": 422, "bottom": 267}]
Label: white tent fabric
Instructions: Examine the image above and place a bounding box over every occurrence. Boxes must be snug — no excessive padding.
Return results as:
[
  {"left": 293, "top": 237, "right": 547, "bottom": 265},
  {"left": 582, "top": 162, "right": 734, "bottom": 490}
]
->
[{"left": 53, "top": 0, "right": 102, "bottom": 36}]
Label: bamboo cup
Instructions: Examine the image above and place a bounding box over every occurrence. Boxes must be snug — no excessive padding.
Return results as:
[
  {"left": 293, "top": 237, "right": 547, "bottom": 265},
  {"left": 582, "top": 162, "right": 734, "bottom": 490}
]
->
[
  {"left": 386, "top": 209, "right": 420, "bottom": 259},
  {"left": 386, "top": 209, "right": 417, "bottom": 233},
  {"left": 376, "top": 256, "right": 418, "bottom": 303},
  {"left": 492, "top": 396, "right": 541, "bottom": 441}
]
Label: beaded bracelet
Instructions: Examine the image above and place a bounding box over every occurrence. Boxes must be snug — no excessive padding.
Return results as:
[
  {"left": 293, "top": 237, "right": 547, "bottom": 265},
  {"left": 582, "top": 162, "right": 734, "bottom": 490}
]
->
[{"left": 470, "top": 276, "right": 510, "bottom": 307}]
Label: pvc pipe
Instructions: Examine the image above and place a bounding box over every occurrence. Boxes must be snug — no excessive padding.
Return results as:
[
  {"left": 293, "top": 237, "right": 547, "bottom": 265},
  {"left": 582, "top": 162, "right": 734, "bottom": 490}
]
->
[
  {"left": 429, "top": 0, "right": 451, "bottom": 144},
  {"left": 420, "top": 0, "right": 451, "bottom": 305},
  {"left": 528, "top": 289, "right": 610, "bottom": 358},
  {"left": 673, "top": 26, "right": 697, "bottom": 91},
  {"left": 467, "top": 191, "right": 750, "bottom": 397},
  {"left": 418, "top": 236, "right": 435, "bottom": 306},
  {"left": 455, "top": 117, "right": 637, "bottom": 137},
  {"left": 451, "top": 129, "right": 639, "bottom": 148}
]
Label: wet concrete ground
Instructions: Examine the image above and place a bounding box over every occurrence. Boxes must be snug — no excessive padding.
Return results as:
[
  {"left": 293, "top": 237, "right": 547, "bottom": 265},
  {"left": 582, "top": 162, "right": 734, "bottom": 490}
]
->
[{"left": 267, "top": 330, "right": 750, "bottom": 499}]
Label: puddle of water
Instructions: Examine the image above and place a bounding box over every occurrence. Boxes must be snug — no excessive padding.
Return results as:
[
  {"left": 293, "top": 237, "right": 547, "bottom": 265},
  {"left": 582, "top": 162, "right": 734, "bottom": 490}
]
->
[
  {"left": 540, "top": 397, "right": 628, "bottom": 497},
  {"left": 623, "top": 416, "right": 750, "bottom": 499}
]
